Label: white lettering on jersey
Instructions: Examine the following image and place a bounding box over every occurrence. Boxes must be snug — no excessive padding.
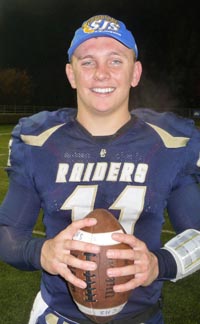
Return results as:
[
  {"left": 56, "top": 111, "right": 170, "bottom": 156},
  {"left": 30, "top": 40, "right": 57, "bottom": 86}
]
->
[
  {"left": 92, "top": 162, "right": 108, "bottom": 181},
  {"left": 119, "top": 163, "right": 135, "bottom": 182},
  {"left": 106, "top": 162, "right": 121, "bottom": 181},
  {"left": 55, "top": 162, "right": 148, "bottom": 184},
  {"left": 69, "top": 163, "right": 85, "bottom": 182},
  {"left": 55, "top": 163, "right": 69, "bottom": 182},
  {"left": 82, "top": 163, "right": 95, "bottom": 181},
  {"left": 134, "top": 163, "right": 149, "bottom": 183}
]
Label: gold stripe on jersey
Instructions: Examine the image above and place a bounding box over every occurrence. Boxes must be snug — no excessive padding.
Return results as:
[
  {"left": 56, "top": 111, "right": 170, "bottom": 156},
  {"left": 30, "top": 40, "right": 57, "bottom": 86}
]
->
[
  {"left": 147, "top": 123, "right": 190, "bottom": 148},
  {"left": 45, "top": 313, "right": 69, "bottom": 324},
  {"left": 20, "top": 123, "right": 66, "bottom": 146}
]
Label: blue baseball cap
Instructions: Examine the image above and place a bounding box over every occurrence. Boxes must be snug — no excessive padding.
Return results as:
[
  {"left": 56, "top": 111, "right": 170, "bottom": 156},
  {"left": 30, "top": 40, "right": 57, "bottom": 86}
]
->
[{"left": 68, "top": 15, "right": 138, "bottom": 61}]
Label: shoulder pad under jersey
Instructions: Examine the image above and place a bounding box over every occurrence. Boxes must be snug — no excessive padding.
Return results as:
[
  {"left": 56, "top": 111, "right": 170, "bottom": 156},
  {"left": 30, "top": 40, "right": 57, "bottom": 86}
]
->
[
  {"left": 12, "top": 108, "right": 77, "bottom": 138},
  {"left": 7, "top": 108, "right": 77, "bottom": 187},
  {"left": 131, "top": 109, "right": 200, "bottom": 179},
  {"left": 131, "top": 108, "right": 195, "bottom": 138},
  {"left": 11, "top": 108, "right": 77, "bottom": 147}
]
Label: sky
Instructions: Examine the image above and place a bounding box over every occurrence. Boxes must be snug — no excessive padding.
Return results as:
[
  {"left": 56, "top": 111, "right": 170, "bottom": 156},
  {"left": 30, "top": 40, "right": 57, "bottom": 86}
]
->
[{"left": 0, "top": 0, "right": 199, "bottom": 111}]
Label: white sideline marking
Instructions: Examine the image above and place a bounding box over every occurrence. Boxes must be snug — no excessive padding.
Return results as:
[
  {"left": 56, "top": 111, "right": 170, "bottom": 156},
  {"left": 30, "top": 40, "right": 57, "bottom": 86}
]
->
[
  {"left": 33, "top": 230, "right": 46, "bottom": 236},
  {"left": 163, "top": 229, "right": 175, "bottom": 235}
]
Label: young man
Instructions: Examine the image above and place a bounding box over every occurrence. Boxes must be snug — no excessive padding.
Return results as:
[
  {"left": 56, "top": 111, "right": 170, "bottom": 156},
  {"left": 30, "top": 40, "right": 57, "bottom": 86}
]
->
[{"left": 0, "top": 14, "right": 200, "bottom": 324}]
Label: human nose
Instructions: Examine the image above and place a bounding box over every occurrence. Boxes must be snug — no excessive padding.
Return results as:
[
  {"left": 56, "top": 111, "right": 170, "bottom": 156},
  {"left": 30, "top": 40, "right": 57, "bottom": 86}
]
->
[{"left": 93, "top": 63, "right": 110, "bottom": 81}]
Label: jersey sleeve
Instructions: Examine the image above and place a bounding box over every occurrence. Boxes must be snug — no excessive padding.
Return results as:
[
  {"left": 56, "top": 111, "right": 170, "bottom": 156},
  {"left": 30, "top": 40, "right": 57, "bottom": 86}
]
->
[
  {"left": 0, "top": 115, "right": 45, "bottom": 270},
  {"left": 167, "top": 182, "right": 200, "bottom": 233},
  {"left": 184, "top": 125, "right": 200, "bottom": 181},
  {"left": 7, "top": 121, "right": 34, "bottom": 188}
]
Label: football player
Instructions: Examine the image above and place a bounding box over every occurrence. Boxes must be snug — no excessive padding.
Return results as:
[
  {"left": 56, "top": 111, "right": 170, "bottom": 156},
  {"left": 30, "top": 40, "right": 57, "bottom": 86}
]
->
[{"left": 0, "top": 14, "right": 200, "bottom": 324}]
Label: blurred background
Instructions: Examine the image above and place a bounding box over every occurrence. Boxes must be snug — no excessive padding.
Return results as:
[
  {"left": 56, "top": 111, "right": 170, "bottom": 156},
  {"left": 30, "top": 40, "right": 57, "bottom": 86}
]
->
[{"left": 0, "top": 0, "right": 199, "bottom": 116}]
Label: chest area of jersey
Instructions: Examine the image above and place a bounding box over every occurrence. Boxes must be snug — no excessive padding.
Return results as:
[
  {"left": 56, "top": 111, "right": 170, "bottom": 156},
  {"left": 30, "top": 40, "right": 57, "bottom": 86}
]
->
[
  {"left": 33, "top": 138, "right": 178, "bottom": 202},
  {"left": 32, "top": 137, "right": 182, "bottom": 235},
  {"left": 33, "top": 135, "right": 174, "bottom": 185}
]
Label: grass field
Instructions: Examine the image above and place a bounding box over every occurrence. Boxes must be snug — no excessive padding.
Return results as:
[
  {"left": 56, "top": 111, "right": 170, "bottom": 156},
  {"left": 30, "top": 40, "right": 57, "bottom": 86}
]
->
[{"left": 0, "top": 124, "right": 200, "bottom": 324}]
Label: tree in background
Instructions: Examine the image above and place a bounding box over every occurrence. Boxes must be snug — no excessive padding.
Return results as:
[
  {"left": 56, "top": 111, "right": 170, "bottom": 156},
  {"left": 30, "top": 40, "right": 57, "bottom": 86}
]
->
[{"left": 0, "top": 68, "right": 33, "bottom": 104}]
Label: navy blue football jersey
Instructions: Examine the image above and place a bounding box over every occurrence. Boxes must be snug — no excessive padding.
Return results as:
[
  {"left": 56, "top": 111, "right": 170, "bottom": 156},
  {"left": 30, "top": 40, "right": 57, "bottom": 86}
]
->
[{"left": 2, "top": 107, "right": 200, "bottom": 318}]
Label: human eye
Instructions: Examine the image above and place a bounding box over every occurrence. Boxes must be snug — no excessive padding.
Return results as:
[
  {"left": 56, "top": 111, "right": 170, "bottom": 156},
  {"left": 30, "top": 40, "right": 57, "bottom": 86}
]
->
[
  {"left": 81, "top": 58, "right": 96, "bottom": 67},
  {"left": 109, "top": 55, "right": 123, "bottom": 66},
  {"left": 112, "top": 58, "right": 123, "bottom": 65}
]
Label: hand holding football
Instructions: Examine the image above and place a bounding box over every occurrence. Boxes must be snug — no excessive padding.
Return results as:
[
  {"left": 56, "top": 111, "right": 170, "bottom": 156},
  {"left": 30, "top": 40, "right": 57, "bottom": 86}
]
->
[{"left": 68, "top": 209, "right": 134, "bottom": 323}]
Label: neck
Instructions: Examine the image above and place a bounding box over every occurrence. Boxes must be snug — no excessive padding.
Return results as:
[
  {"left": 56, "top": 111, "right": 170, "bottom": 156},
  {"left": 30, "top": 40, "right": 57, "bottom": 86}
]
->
[{"left": 76, "top": 110, "right": 131, "bottom": 136}]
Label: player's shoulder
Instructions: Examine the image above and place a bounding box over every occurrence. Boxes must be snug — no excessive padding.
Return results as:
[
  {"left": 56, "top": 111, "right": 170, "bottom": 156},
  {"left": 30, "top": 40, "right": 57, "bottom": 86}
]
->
[
  {"left": 12, "top": 107, "right": 77, "bottom": 138},
  {"left": 131, "top": 108, "right": 197, "bottom": 138}
]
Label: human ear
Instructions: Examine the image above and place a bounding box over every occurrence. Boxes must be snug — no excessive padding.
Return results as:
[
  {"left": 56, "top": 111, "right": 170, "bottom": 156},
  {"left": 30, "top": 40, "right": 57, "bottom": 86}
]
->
[
  {"left": 65, "top": 63, "right": 77, "bottom": 89},
  {"left": 131, "top": 61, "right": 142, "bottom": 87}
]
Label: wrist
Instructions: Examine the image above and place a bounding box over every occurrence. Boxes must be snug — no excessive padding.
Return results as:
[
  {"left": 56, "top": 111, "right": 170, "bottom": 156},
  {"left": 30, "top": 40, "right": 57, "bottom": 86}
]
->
[{"left": 153, "top": 248, "right": 177, "bottom": 280}]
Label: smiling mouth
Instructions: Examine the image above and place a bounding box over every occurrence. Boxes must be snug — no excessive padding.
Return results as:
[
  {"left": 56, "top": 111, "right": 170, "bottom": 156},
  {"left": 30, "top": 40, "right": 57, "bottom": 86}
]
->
[{"left": 91, "top": 87, "right": 115, "bottom": 94}]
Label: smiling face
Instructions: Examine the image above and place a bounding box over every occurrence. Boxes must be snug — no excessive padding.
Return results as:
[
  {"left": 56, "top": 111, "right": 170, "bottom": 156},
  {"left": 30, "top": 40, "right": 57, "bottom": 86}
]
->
[{"left": 66, "top": 37, "right": 142, "bottom": 125}]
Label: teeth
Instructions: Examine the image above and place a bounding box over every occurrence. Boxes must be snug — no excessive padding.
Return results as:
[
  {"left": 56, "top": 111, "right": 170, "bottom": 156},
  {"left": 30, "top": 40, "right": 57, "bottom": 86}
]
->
[{"left": 92, "top": 88, "right": 114, "bottom": 94}]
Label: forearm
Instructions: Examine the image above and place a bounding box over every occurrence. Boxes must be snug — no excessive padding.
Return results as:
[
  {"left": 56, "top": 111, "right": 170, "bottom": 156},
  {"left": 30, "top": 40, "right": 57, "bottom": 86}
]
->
[
  {"left": 0, "top": 179, "right": 45, "bottom": 270},
  {"left": 0, "top": 225, "right": 46, "bottom": 270},
  {"left": 155, "top": 181, "right": 200, "bottom": 281}
]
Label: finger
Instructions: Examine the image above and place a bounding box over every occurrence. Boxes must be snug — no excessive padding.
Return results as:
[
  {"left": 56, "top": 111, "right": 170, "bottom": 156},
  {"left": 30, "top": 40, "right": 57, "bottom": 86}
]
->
[
  {"left": 107, "top": 260, "right": 149, "bottom": 278},
  {"left": 63, "top": 217, "right": 98, "bottom": 237},
  {"left": 106, "top": 248, "right": 135, "bottom": 260},
  {"left": 107, "top": 264, "right": 135, "bottom": 278},
  {"left": 65, "top": 254, "right": 97, "bottom": 272},
  {"left": 58, "top": 264, "right": 87, "bottom": 289},
  {"left": 111, "top": 232, "right": 146, "bottom": 251},
  {"left": 113, "top": 277, "right": 142, "bottom": 292},
  {"left": 73, "top": 216, "right": 98, "bottom": 228},
  {"left": 107, "top": 248, "right": 150, "bottom": 269},
  {"left": 65, "top": 239, "right": 100, "bottom": 254}
]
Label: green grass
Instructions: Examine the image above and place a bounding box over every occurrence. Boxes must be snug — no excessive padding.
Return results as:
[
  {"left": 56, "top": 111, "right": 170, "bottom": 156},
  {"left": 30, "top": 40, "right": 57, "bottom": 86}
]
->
[
  {"left": 0, "top": 261, "right": 41, "bottom": 324},
  {"left": 0, "top": 125, "right": 200, "bottom": 324}
]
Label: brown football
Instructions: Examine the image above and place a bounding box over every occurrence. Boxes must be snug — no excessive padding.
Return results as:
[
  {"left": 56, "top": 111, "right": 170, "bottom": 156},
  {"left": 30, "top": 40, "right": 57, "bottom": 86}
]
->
[{"left": 68, "top": 209, "right": 134, "bottom": 324}]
